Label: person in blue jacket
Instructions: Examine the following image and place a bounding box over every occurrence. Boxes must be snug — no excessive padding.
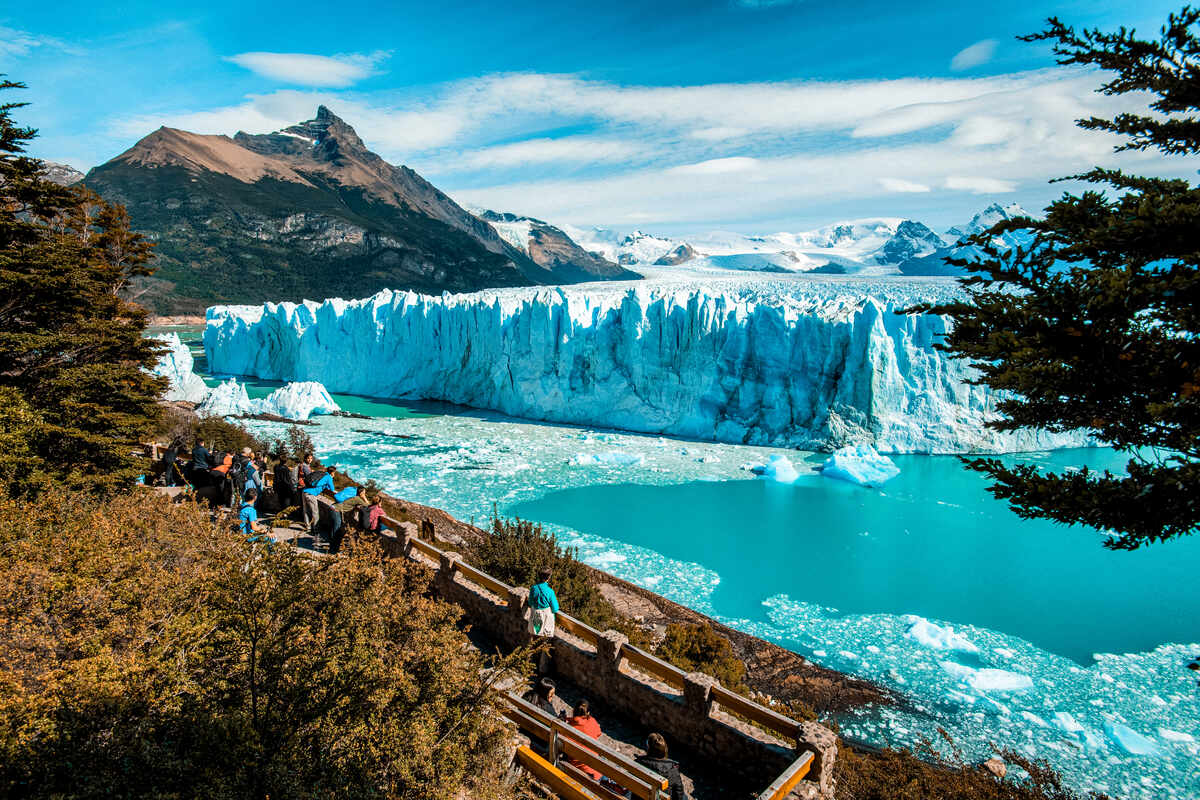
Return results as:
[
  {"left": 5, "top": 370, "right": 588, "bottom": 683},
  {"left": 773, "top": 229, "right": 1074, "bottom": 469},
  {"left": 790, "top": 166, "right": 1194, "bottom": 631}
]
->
[
  {"left": 302, "top": 465, "right": 337, "bottom": 544},
  {"left": 528, "top": 567, "right": 559, "bottom": 675},
  {"left": 239, "top": 488, "right": 268, "bottom": 540}
]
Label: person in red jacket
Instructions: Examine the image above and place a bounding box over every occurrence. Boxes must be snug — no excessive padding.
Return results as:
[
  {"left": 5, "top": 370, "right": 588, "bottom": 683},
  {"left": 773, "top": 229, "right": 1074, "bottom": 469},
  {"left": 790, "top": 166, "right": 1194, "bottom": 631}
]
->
[{"left": 565, "top": 700, "right": 603, "bottom": 782}]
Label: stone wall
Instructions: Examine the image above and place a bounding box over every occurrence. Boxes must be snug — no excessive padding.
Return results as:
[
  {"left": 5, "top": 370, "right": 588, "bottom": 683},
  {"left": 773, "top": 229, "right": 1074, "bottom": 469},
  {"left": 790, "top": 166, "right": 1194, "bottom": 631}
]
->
[{"left": 378, "top": 525, "right": 836, "bottom": 799}]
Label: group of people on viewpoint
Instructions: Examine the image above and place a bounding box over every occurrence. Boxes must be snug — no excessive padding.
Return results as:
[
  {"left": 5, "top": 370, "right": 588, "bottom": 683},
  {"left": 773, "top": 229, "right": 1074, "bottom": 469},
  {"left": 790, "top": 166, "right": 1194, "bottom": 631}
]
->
[
  {"left": 522, "top": 569, "right": 691, "bottom": 800},
  {"left": 160, "top": 437, "right": 389, "bottom": 553},
  {"left": 157, "top": 443, "right": 689, "bottom": 798}
]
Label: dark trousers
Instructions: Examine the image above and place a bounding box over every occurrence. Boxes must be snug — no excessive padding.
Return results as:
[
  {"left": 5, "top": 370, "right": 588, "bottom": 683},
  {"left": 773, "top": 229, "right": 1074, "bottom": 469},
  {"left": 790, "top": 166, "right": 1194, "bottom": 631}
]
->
[{"left": 328, "top": 509, "right": 345, "bottom": 554}]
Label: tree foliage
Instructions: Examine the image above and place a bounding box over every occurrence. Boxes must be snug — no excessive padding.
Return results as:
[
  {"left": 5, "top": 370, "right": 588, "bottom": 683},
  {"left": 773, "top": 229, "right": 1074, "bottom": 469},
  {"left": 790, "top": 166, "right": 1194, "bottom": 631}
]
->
[
  {"left": 0, "top": 80, "right": 164, "bottom": 496},
  {"left": 923, "top": 9, "right": 1200, "bottom": 549},
  {"left": 656, "top": 624, "right": 747, "bottom": 692},
  {"left": 0, "top": 490, "right": 521, "bottom": 799}
]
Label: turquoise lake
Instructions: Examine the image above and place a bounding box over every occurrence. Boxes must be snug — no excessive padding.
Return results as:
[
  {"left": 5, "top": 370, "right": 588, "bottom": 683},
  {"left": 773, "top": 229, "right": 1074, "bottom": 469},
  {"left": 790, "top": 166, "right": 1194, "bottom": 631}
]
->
[{"left": 161, "top": 327, "right": 1200, "bottom": 799}]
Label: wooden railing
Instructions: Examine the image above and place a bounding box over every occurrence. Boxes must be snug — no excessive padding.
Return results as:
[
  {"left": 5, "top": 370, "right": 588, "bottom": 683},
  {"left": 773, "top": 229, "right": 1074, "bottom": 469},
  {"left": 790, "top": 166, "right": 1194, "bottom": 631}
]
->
[
  {"left": 555, "top": 613, "right": 600, "bottom": 648},
  {"left": 619, "top": 643, "right": 687, "bottom": 692},
  {"left": 514, "top": 746, "right": 598, "bottom": 800},
  {"left": 710, "top": 684, "right": 801, "bottom": 742},
  {"left": 505, "top": 694, "right": 668, "bottom": 800},
  {"left": 756, "top": 751, "right": 814, "bottom": 800}
]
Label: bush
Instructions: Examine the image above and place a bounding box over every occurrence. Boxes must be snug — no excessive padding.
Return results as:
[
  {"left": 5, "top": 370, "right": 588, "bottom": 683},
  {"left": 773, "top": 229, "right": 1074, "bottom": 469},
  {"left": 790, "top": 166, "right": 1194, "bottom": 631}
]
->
[
  {"left": 0, "top": 490, "right": 523, "bottom": 799},
  {"left": 656, "top": 623, "right": 747, "bottom": 691},
  {"left": 156, "top": 406, "right": 267, "bottom": 456},
  {"left": 468, "top": 512, "right": 648, "bottom": 645}
]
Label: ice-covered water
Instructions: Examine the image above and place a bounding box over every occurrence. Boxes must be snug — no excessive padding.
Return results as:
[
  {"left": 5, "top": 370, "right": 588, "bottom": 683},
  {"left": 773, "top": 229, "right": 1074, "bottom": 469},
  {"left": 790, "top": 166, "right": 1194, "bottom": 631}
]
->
[{"left": 161, "top": 326, "right": 1198, "bottom": 799}]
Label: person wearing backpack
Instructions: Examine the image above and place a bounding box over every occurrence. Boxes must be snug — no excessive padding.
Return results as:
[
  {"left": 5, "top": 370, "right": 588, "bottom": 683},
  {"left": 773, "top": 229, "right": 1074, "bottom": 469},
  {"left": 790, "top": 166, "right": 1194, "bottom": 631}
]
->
[{"left": 273, "top": 455, "right": 297, "bottom": 518}]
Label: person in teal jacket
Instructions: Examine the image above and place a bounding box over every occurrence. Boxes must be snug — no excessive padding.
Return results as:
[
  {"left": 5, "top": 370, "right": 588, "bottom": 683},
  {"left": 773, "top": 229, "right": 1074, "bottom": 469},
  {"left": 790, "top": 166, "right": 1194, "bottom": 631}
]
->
[{"left": 528, "top": 567, "right": 558, "bottom": 675}]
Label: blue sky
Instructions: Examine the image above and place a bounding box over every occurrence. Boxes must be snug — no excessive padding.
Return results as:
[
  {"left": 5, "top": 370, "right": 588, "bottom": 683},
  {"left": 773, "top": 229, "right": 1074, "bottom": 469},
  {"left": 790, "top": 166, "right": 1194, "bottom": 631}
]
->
[{"left": 2, "top": 0, "right": 1191, "bottom": 233}]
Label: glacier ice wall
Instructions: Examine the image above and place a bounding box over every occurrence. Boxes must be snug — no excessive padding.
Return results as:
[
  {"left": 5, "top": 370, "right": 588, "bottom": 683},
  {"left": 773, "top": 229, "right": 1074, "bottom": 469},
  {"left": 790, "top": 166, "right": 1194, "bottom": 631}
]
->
[
  {"left": 151, "top": 332, "right": 209, "bottom": 403},
  {"left": 203, "top": 282, "right": 1085, "bottom": 453}
]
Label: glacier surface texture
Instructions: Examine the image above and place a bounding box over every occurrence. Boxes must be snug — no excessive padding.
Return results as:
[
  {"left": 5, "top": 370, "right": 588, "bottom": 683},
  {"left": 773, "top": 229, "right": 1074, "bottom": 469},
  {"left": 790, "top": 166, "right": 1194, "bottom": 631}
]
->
[{"left": 204, "top": 280, "right": 1084, "bottom": 454}]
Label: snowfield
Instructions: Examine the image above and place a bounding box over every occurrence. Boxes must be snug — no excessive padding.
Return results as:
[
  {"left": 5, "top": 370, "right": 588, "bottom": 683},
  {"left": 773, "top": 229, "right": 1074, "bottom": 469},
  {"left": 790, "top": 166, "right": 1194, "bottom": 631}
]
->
[{"left": 204, "top": 273, "right": 1085, "bottom": 454}]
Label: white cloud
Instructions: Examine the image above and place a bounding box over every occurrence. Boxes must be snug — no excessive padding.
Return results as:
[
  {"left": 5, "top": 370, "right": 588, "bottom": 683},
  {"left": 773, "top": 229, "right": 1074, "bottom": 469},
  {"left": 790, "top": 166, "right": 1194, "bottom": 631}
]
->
[
  {"left": 951, "top": 39, "right": 998, "bottom": 72},
  {"left": 226, "top": 51, "right": 388, "bottom": 88},
  {"left": 945, "top": 176, "right": 1017, "bottom": 193},
  {"left": 0, "top": 26, "right": 82, "bottom": 59},
  {"left": 669, "top": 156, "right": 759, "bottom": 175},
  {"left": 453, "top": 137, "right": 639, "bottom": 169},
  {"left": 879, "top": 177, "right": 931, "bottom": 193},
  {"left": 689, "top": 126, "right": 750, "bottom": 141}
]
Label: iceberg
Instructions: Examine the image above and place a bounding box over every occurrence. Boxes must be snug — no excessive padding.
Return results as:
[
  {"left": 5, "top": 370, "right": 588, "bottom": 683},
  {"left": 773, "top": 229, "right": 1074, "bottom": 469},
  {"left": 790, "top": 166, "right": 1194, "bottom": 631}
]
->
[
  {"left": 196, "top": 378, "right": 340, "bottom": 421},
  {"left": 150, "top": 333, "right": 209, "bottom": 403},
  {"left": 569, "top": 452, "right": 646, "bottom": 467},
  {"left": 1104, "top": 722, "right": 1161, "bottom": 756},
  {"left": 197, "top": 378, "right": 255, "bottom": 417},
  {"left": 204, "top": 281, "right": 1090, "bottom": 454},
  {"left": 820, "top": 443, "right": 900, "bottom": 487},
  {"left": 259, "top": 381, "right": 340, "bottom": 420},
  {"left": 756, "top": 454, "right": 800, "bottom": 483},
  {"left": 904, "top": 616, "right": 979, "bottom": 653}
]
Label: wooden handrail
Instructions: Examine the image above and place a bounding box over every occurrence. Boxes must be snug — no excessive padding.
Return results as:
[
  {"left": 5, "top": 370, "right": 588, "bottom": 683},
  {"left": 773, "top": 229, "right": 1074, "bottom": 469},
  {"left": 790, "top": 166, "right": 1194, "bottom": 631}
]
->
[
  {"left": 505, "top": 695, "right": 667, "bottom": 799},
  {"left": 710, "top": 685, "right": 800, "bottom": 741},
  {"left": 620, "top": 643, "right": 686, "bottom": 691},
  {"left": 407, "top": 534, "right": 444, "bottom": 562},
  {"left": 455, "top": 559, "right": 512, "bottom": 599},
  {"left": 756, "top": 751, "right": 814, "bottom": 800},
  {"left": 515, "top": 746, "right": 601, "bottom": 800},
  {"left": 555, "top": 613, "right": 600, "bottom": 647}
]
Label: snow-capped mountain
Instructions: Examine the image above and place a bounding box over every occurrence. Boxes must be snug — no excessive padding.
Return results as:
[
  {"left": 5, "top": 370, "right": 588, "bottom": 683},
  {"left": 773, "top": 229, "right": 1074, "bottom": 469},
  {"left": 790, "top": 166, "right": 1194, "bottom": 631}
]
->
[
  {"left": 873, "top": 220, "right": 946, "bottom": 265},
  {"left": 44, "top": 161, "right": 84, "bottom": 186},
  {"left": 475, "top": 210, "right": 636, "bottom": 282},
  {"left": 898, "top": 203, "right": 1031, "bottom": 277}
]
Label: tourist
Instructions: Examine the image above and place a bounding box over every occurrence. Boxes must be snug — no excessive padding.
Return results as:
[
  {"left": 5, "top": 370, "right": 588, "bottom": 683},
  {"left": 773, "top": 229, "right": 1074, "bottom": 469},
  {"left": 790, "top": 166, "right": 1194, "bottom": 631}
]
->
[
  {"left": 302, "top": 464, "right": 337, "bottom": 543},
  {"left": 298, "top": 453, "right": 316, "bottom": 528},
  {"left": 330, "top": 485, "right": 368, "bottom": 554},
  {"left": 162, "top": 439, "right": 182, "bottom": 487},
  {"left": 210, "top": 453, "right": 235, "bottom": 506},
  {"left": 365, "top": 492, "right": 390, "bottom": 535},
  {"left": 273, "top": 454, "right": 296, "bottom": 515},
  {"left": 528, "top": 567, "right": 559, "bottom": 675},
  {"left": 192, "top": 437, "right": 212, "bottom": 469},
  {"left": 238, "top": 488, "right": 268, "bottom": 539},
  {"left": 521, "top": 677, "right": 562, "bottom": 719},
  {"left": 565, "top": 700, "right": 603, "bottom": 781},
  {"left": 240, "top": 447, "right": 264, "bottom": 499},
  {"left": 636, "top": 734, "right": 690, "bottom": 800}
]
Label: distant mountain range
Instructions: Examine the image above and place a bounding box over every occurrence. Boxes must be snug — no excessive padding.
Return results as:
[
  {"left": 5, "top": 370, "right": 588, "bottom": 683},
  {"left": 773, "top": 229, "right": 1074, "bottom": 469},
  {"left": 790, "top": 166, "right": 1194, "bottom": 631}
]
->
[
  {"left": 75, "top": 107, "right": 632, "bottom": 314},
  {"left": 558, "top": 202, "right": 1029, "bottom": 277},
  {"left": 55, "top": 108, "right": 1031, "bottom": 312}
]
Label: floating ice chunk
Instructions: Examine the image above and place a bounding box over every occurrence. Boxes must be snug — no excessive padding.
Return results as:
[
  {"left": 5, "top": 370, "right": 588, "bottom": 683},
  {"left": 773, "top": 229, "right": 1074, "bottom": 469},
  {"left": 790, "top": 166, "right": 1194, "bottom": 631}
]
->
[
  {"left": 150, "top": 333, "right": 209, "bottom": 403},
  {"left": 568, "top": 452, "right": 646, "bottom": 467},
  {"left": 1053, "top": 711, "right": 1084, "bottom": 734},
  {"left": 1158, "top": 728, "right": 1194, "bottom": 743},
  {"left": 939, "top": 660, "right": 976, "bottom": 682},
  {"left": 196, "top": 378, "right": 255, "bottom": 417},
  {"left": 971, "top": 669, "right": 1033, "bottom": 692},
  {"left": 697, "top": 454, "right": 721, "bottom": 463},
  {"left": 905, "top": 615, "right": 980, "bottom": 653},
  {"left": 755, "top": 454, "right": 800, "bottom": 483},
  {"left": 1021, "top": 711, "right": 1049, "bottom": 728},
  {"left": 1104, "top": 723, "right": 1160, "bottom": 756},
  {"left": 258, "top": 381, "right": 341, "bottom": 420},
  {"left": 820, "top": 444, "right": 900, "bottom": 487}
]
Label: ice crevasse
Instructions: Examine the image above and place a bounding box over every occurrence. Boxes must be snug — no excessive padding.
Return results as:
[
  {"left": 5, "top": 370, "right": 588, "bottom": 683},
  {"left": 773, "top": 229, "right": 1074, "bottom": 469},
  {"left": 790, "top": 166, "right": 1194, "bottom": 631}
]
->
[{"left": 203, "top": 283, "right": 1088, "bottom": 454}]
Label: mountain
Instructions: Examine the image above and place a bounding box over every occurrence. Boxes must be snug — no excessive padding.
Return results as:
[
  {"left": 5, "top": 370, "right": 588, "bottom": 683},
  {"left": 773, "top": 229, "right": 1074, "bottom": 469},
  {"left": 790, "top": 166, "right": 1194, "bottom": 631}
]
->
[
  {"left": 44, "top": 162, "right": 84, "bottom": 186},
  {"left": 475, "top": 210, "right": 637, "bottom": 282},
  {"left": 872, "top": 220, "right": 945, "bottom": 264},
  {"left": 653, "top": 243, "right": 698, "bottom": 265},
  {"left": 82, "top": 107, "right": 627, "bottom": 314},
  {"left": 898, "top": 203, "right": 1032, "bottom": 277}
]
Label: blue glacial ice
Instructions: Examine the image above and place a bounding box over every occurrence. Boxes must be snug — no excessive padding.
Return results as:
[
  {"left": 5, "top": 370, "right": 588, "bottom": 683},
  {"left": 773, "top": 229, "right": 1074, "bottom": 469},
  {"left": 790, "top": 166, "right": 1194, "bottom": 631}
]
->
[
  {"left": 196, "top": 377, "right": 340, "bottom": 420},
  {"left": 150, "top": 332, "right": 209, "bottom": 403},
  {"left": 203, "top": 278, "right": 1090, "bottom": 454},
  {"left": 820, "top": 443, "right": 900, "bottom": 487}
]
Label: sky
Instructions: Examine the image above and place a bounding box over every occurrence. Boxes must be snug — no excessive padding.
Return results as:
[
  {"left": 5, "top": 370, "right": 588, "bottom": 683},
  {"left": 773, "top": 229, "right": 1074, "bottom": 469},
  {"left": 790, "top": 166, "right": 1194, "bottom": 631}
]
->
[{"left": 2, "top": 0, "right": 1191, "bottom": 234}]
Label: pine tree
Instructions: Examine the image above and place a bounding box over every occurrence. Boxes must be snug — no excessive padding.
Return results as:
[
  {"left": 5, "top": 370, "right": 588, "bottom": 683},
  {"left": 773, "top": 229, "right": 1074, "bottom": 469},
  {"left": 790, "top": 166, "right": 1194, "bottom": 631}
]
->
[
  {"left": 0, "top": 79, "right": 164, "bottom": 496},
  {"left": 924, "top": 9, "right": 1200, "bottom": 549}
]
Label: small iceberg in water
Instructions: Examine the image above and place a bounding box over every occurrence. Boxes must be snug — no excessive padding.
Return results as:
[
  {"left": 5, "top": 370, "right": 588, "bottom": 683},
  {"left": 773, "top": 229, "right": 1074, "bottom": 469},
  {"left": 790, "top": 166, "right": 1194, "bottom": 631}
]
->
[
  {"left": 197, "top": 377, "right": 341, "bottom": 421},
  {"left": 820, "top": 443, "right": 900, "bottom": 487}
]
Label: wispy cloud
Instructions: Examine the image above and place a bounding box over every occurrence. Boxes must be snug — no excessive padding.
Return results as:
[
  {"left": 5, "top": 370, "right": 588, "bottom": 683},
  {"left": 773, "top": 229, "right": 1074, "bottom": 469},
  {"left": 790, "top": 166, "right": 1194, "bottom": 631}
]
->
[
  {"left": 0, "top": 25, "right": 83, "bottom": 59},
  {"left": 225, "top": 51, "right": 389, "bottom": 88},
  {"left": 950, "top": 39, "right": 998, "bottom": 71},
  {"left": 945, "top": 175, "right": 1017, "bottom": 193},
  {"left": 879, "top": 177, "right": 931, "bottom": 193},
  {"left": 100, "top": 67, "right": 1186, "bottom": 228}
]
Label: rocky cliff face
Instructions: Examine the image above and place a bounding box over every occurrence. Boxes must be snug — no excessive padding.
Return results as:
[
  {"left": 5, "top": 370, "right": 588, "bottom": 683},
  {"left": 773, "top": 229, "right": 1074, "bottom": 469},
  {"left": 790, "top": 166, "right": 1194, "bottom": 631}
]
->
[
  {"left": 477, "top": 210, "right": 637, "bottom": 282},
  {"left": 82, "top": 107, "right": 628, "bottom": 313}
]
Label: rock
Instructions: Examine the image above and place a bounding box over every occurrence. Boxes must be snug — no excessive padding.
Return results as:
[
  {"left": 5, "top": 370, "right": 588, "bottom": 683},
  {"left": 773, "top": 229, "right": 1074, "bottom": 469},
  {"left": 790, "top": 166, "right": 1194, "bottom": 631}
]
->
[{"left": 982, "top": 756, "right": 1007, "bottom": 779}]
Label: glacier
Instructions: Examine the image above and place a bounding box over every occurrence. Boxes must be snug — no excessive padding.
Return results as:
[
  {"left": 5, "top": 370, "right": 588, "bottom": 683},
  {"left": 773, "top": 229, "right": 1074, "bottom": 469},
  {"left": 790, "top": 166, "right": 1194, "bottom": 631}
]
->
[
  {"left": 203, "top": 277, "right": 1087, "bottom": 454},
  {"left": 151, "top": 333, "right": 209, "bottom": 403}
]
